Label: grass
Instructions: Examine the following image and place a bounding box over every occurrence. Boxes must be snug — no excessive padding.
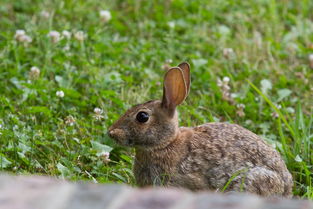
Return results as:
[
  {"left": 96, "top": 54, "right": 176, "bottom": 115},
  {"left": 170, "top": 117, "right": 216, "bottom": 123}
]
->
[{"left": 0, "top": 0, "right": 312, "bottom": 198}]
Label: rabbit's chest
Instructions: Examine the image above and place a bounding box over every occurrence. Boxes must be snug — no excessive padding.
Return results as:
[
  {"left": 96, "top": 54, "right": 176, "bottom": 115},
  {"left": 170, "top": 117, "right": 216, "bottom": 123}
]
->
[
  {"left": 133, "top": 150, "right": 182, "bottom": 187},
  {"left": 134, "top": 160, "right": 176, "bottom": 186}
]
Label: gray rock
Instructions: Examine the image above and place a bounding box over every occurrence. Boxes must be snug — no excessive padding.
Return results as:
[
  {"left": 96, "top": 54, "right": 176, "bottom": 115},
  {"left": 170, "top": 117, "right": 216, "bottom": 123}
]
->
[{"left": 0, "top": 173, "right": 311, "bottom": 209}]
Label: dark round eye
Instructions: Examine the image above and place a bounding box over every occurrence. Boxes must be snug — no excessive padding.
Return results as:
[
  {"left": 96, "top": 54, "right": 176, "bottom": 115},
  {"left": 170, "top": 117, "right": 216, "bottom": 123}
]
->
[{"left": 136, "top": 111, "right": 149, "bottom": 123}]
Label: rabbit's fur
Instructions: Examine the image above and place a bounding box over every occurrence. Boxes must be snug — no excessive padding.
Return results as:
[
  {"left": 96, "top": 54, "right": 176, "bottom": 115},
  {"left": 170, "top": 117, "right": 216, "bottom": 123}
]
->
[{"left": 108, "top": 62, "right": 293, "bottom": 197}]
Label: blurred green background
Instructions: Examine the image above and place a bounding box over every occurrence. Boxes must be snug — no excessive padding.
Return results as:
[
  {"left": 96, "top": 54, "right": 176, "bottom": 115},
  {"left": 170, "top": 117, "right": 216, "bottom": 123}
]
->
[{"left": 0, "top": 0, "right": 312, "bottom": 198}]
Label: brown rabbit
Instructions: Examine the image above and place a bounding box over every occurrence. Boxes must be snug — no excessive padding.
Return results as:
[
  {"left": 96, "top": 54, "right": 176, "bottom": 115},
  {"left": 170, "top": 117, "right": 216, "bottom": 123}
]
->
[{"left": 108, "top": 62, "right": 293, "bottom": 197}]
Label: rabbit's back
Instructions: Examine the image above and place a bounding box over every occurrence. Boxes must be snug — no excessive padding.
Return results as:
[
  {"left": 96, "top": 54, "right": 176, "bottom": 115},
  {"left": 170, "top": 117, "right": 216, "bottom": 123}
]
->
[{"left": 175, "top": 122, "right": 293, "bottom": 196}]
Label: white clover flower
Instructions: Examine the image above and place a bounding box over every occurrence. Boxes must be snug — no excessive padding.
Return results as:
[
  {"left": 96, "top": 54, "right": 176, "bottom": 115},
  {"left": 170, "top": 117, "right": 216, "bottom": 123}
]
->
[
  {"left": 40, "top": 11, "right": 50, "bottom": 18},
  {"left": 237, "top": 103, "right": 245, "bottom": 109},
  {"left": 101, "top": 152, "right": 110, "bottom": 163},
  {"left": 29, "top": 66, "right": 40, "bottom": 80},
  {"left": 14, "top": 30, "right": 32, "bottom": 44},
  {"left": 166, "top": 59, "right": 173, "bottom": 63},
  {"left": 222, "top": 76, "right": 230, "bottom": 83},
  {"left": 223, "top": 48, "right": 235, "bottom": 59},
  {"left": 30, "top": 66, "right": 40, "bottom": 73},
  {"left": 56, "top": 90, "right": 64, "bottom": 98},
  {"left": 94, "top": 107, "right": 103, "bottom": 114},
  {"left": 14, "top": 30, "right": 25, "bottom": 39},
  {"left": 99, "top": 10, "right": 112, "bottom": 23},
  {"left": 236, "top": 103, "right": 246, "bottom": 117},
  {"left": 217, "top": 77, "right": 233, "bottom": 102},
  {"left": 20, "top": 35, "right": 32, "bottom": 43},
  {"left": 48, "top": 31, "right": 61, "bottom": 43},
  {"left": 74, "top": 31, "right": 86, "bottom": 42},
  {"left": 62, "top": 30, "right": 71, "bottom": 39},
  {"left": 93, "top": 107, "right": 104, "bottom": 120}
]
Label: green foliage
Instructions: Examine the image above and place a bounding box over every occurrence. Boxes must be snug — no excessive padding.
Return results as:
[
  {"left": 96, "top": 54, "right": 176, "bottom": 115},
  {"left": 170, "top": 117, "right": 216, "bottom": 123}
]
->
[{"left": 0, "top": 0, "right": 312, "bottom": 198}]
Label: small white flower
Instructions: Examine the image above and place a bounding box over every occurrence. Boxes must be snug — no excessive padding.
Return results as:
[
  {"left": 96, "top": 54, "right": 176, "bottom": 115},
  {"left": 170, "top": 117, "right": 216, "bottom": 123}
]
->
[
  {"left": 223, "top": 48, "right": 235, "bottom": 59},
  {"left": 101, "top": 152, "right": 110, "bottom": 163},
  {"left": 168, "top": 21, "right": 175, "bottom": 28},
  {"left": 237, "top": 103, "right": 245, "bottom": 109},
  {"left": 217, "top": 77, "right": 233, "bottom": 102},
  {"left": 236, "top": 103, "right": 245, "bottom": 117},
  {"left": 74, "top": 31, "right": 86, "bottom": 42},
  {"left": 14, "top": 30, "right": 32, "bottom": 44},
  {"left": 20, "top": 35, "right": 32, "bottom": 43},
  {"left": 166, "top": 59, "right": 173, "bottom": 63},
  {"left": 40, "top": 11, "right": 50, "bottom": 18},
  {"left": 223, "top": 76, "right": 230, "bottom": 83},
  {"left": 94, "top": 107, "right": 103, "bottom": 114},
  {"left": 29, "top": 66, "right": 40, "bottom": 80},
  {"left": 294, "top": 155, "right": 303, "bottom": 163},
  {"left": 0, "top": 124, "right": 3, "bottom": 129},
  {"left": 48, "top": 31, "right": 61, "bottom": 43},
  {"left": 56, "top": 90, "right": 64, "bottom": 98},
  {"left": 62, "top": 30, "right": 71, "bottom": 39},
  {"left": 30, "top": 66, "right": 40, "bottom": 73},
  {"left": 14, "top": 30, "right": 25, "bottom": 38},
  {"left": 93, "top": 107, "right": 104, "bottom": 120},
  {"left": 99, "top": 10, "right": 112, "bottom": 23}
]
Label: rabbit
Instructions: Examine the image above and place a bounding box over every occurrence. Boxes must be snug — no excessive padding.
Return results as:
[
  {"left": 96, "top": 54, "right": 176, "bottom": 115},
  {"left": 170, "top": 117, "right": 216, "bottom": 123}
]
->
[{"left": 108, "top": 62, "right": 293, "bottom": 197}]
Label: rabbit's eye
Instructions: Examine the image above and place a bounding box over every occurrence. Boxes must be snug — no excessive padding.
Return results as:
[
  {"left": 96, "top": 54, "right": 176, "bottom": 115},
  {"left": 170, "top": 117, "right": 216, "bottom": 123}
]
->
[{"left": 136, "top": 111, "right": 149, "bottom": 123}]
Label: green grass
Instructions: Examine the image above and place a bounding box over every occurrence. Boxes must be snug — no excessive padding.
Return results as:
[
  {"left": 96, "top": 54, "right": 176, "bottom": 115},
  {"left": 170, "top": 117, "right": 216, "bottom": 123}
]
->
[{"left": 0, "top": 0, "right": 312, "bottom": 198}]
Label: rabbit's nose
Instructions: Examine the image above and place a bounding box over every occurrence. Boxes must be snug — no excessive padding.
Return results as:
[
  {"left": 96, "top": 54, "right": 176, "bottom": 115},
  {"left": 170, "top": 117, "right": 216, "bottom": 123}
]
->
[
  {"left": 108, "top": 128, "right": 123, "bottom": 139},
  {"left": 107, "top": 129, "right": 115, "bottom": 138}
]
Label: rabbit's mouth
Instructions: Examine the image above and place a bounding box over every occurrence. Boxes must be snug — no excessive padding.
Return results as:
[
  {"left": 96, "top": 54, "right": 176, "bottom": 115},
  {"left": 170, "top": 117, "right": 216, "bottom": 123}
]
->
[
  {"left": 107, "top": 129, "right": 135, "bottom": 146},
  {"left": 114, "top": 138, "right": 135, "bottom": 147}
]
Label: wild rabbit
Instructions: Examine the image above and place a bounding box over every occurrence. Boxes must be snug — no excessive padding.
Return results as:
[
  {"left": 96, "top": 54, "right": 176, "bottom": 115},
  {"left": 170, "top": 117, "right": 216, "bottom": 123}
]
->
[{"left": 108, "top": 62, "right": 293, "bottom": 197}]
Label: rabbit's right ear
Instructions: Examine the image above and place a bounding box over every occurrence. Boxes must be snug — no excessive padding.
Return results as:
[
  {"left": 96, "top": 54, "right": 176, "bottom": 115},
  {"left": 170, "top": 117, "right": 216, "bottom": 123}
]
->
[
  {"left": 161, "top": 67, "right": 187, "bottom": 116},
  {"left": 178, "top": 62, "right": 191, "bottom": 94}
]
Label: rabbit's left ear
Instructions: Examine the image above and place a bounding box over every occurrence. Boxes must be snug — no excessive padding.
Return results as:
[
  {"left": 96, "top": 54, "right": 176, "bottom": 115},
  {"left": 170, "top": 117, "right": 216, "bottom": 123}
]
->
[
  {"left": 178, "top": 62, "right": 191, "bottom": 94},
  {"left": 161, "top": 67, "right": 187, "bottom": 115}
]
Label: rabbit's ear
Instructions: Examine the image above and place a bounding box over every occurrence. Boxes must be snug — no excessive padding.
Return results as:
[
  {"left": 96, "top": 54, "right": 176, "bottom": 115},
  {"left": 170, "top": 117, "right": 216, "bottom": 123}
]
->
[
  {"left": 161, "top": 67, "right": 187, "bottom": 115},
  {"left": 178, "top": 62, "right": 191, "bottom": 94}
]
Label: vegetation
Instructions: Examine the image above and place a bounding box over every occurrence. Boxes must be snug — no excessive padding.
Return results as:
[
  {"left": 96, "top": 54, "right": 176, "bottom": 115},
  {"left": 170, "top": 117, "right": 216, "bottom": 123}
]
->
[{"left": 0, "top": 0, "right": 312, "bottom": 198}]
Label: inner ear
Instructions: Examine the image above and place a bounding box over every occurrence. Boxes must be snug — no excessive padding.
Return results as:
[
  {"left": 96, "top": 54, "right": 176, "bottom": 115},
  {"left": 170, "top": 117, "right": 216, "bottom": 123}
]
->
[{"left": 161, "top": 67, "right": 187, "bottom": 115}]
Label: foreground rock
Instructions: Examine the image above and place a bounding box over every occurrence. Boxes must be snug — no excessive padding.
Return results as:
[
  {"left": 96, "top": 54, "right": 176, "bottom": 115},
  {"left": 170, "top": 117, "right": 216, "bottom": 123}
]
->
[{"left": 0, "top": 174, "right": 311, "bottom": 209}]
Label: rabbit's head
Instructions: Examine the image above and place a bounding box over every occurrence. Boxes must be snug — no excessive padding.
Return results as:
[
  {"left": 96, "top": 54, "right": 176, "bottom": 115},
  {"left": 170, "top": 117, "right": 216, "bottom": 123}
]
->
[{"left": 108, "top": 62, "right": 190, "bottom": 149}]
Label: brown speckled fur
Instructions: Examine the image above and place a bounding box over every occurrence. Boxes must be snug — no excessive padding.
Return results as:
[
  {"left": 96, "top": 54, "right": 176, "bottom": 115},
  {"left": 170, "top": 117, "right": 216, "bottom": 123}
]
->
[{"left": 108, "top": 63, "right": 293, "bottom": 197}]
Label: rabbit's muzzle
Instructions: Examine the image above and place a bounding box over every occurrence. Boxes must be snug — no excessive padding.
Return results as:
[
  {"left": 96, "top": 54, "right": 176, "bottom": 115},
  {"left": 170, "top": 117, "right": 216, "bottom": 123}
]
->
[
  {"left": 108, "top": 128, "right": 134, "bottom": 146},
  {"left": 108, "top": 128, "right": 124, "bottom": 140}
]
